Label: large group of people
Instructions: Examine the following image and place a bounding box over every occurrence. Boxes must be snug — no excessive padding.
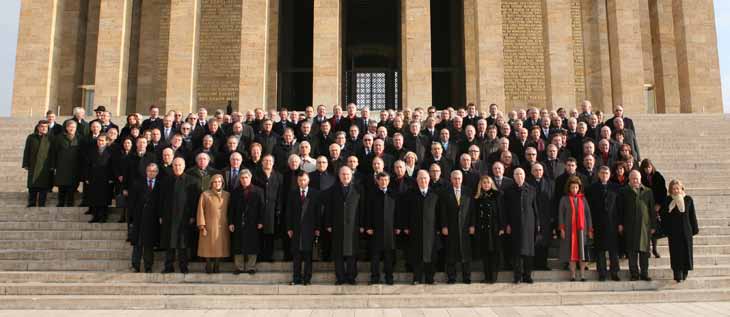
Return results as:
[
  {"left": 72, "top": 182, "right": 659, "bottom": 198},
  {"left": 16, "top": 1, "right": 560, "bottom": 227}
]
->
[{"left": 22, "top": 101, "right": 699, "bottom": 285}]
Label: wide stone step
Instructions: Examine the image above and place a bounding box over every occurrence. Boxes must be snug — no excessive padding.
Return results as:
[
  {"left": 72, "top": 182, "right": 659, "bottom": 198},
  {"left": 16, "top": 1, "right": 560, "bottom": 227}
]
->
[
  {"left": 0, "top": 221, "right": 126, "bottom": 231},
  {"left": 0, "top": 230, "right": 127, "bottom": 240},
  {"left": 1, "top": 288, "right": 729, "bottom": 309},
  {"left": 0, "top": 239, "right": 130, "bottom": 250}
]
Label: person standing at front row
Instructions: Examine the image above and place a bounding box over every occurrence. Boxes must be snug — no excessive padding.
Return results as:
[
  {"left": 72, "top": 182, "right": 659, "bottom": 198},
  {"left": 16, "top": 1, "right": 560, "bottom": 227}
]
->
[
  {"left": 228, "top": 169, "right": 264, "bottom": 275},
  {"left": 160, "top": 157, "right": 200, "bottom": 274},
  {"left": 364, "top": 172, "right": 397, "bottom": 285},
  {"left": 325, "top": 166, "right": 363, "bottom": 285},
  {"left": 287, "top": 171, "right": 322, "bottom": 285},
  {"left": 406, "top": 170, "right": 441, "bottom": 285},
  {"left": 502, "top": 168, "right": 540, "bottom": 284},
  {"left": 618, "top": 170, "right": 656, "bottom": 281},
  {"left": 558, "top": 176, "right": 593, "bottom": 281},
  {"left": 661, "top": 179, "right": 699, "bottom": 283},
  {"left": 197, "top": 174, "right": 231, "bottom": 274}
]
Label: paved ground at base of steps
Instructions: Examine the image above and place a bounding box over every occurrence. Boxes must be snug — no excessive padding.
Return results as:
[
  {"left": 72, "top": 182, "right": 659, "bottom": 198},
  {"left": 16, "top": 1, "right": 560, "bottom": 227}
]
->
[{"left": 0, "top": 301, "right": 728, "bottom": 316}]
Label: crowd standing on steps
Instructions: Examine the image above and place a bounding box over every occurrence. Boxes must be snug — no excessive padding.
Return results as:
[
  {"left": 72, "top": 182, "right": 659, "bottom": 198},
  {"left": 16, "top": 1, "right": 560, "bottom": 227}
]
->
[{"left": 22, "top": 101, "right": 698, "bottom": 285}]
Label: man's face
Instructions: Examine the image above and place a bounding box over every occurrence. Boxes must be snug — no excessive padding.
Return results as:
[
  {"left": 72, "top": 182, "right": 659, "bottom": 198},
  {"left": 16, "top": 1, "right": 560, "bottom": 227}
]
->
[
  {"left": 460, "top": 156, "right": 472, "bottom": 169},
  {"left": 227, "top": 139, "right": 238, "bottom": 151},
  {"left": 629, "top": 172, "right": 641, "bottom": 188},
  {"left": 376, "top": 176, "right": 390, "bottom": 189},
  {"left": 450, "top": 173, "right": 463, "bottom": 188},
  {"left": 566, "top": 161, "right": 577, "bottom": 173},
  {"left": 598, "top": 169, "right": 610, "bottom": 183},
  {"left": 514, "top": 169, "right": 525, "bottom": 185},
  {"left": 431, "top": 144, "right": 442, "bottom": 157},
  {"left": 339, "top": 168, "right": 353, "bottom": 185},
  {"left": 429, "top": 166, "right": 441, "bottom": 180},
  {"left": 297, "top": 175, "right": 310, "bottom": 188},
  {"left": 151, "top": 130, "right": 161, "bottom": 142},
  {"left": 347, "top": 157, "right": 359, "bottom": 170},
  {"left": 440, "top": 130, "right": 450, "bottom": 142},
  {"left": 172, "top": 159, "right": 185, "bottom": 175},
  {"left": 329, "top": 145, "right": 341, "bottom": 158},
  {"left": 316, "top": 158, "right": 328, "bottom": 172},
  {"left": 532, "top": 165, "right": 544, "bottom": 179},
  {"left": 240, "top": 174, "right": 252, "bottom": 187},
  {"left": 230, "top": 155, "right": 243, "bottom": 168},
  {"left": 263, "top": 121, "right": 272, "bottom": 132},
  {"left": 196, "top": 155, "right": 210, "bottom": 169},
  {"left": 162, "top": 150, "right": 174, "bottom": 164},
  {"left": 96, "top": 137, "right": 107, "bottom": 148},
  {"left": 547, "top": 146, "right": 557, "bottom": 159},
  {"left": 150, "top": 108, "right": 159, "bottom": 118},
  {"left": 492, "top": 164, "right": 504, "bottom": 177},
  {"left": 262, "top": 156, "right": 274, "bottom": 169}
]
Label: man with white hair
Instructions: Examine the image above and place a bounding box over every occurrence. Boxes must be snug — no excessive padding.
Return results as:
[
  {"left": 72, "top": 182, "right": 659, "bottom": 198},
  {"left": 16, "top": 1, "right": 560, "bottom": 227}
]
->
[
  {"left": 324, "top": 166, "right": 364, "bottom": 285},
  {"left": 159, "top": 157, "right": 200, "bottom": 274},
  {"left": 502, "top": 168, "right": 540, "bottom": 284},
  {"left": 406, "top": 170, "right": 440, "bottom": 285},
  {"left": 618, "top": 170, "right": 656, "bottom": 281},
  {"left": 440, "top": 170, "right": 475, "bottom": 284}
]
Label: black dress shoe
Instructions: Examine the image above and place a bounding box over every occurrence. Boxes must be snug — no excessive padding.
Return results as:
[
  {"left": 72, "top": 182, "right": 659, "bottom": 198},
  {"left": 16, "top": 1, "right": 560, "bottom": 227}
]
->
[
  {"left": 144, "top": 267, "right": 153, "bottom": 273},
  {"left": 180, "top": 268, "right": 189, "bottom": 274},
  {"left": 513, "top": 278, "right": 521, "bottom": 284},
  {"left": 463, "top": 279, "right": 471, "bottom": 284},
  {"left": 161, "top": 268, "right": 174, "bottom": 274},
  {"left": 368, "top": 280, "right": 380, "bottom": 285},
  {"left": 132, "top": 265, "right": 141, "bottom": 273},
  {"left": 611, "top": 274, "right": 621, "bottom": 281},
  {"left": 598, "top": 275, "right": 606, "bottom": 282},
  {"left": 523, "top": 277, "right": 534, "bottom": 284},
  {"left": 233, "top": 269, "right": 243, "bottom": 275},
  {"left": 335, "top": 280, "right": 344, "bottom": 285},
  {"left": 303, "top": 280, "right": 311, "bottom": 286},
  {"left": 640, "top": 276, "right": 652, "bottom": 282},
  {"left": 246, "top": 269, "right": 256, "bottom": 275},
  {"left": 385, "top": 279, "right": 394, "bottom": 285},
  {"left": 630, "top": 275, "right": 639, "bottom": 281},
  {"left": 446, "top": 279, "right": 456, "bottom": 284},
  {"left": 290, "top": 280, "right": 301, "bottom": 285},
  {"left": 348, "top": 279, "right": 357, "bottom": 285}
]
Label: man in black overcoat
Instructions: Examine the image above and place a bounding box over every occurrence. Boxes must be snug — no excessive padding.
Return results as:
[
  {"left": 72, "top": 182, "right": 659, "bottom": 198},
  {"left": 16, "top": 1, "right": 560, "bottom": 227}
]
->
[
  {"left": 228, "top": 169, "right": 265, "bottom": 274},
  {"left": 527, "top": 163, "right": 555, "bottom": 271},
  {"left": 587, "top": 166, "right": 621, "bottom": 281},
  {"left": 406, "top": 170, "right": 441, "bottom": 285},
  {"left": 439, "top": 170, "right": 476, "bottom": 284},
  {"left": 364, "top": 172, "right": 398, "bottom": 285},
  {"left": 502, "top": 168, "right": 540, "bottom": 284},
  {"left": 159, "top": 158, "right": 201, "bottom": 274},
  {"left": 128, "top": 163, "right": 161, "bottom": 272},
  {"left": 324, "top": 166, "right": 364, "bottom": 285},
  {"left": 286, "top": 171, "right": 322, "bottom": 285},
  {"left": 252, "top": 155, "right": 284, "bottom": 262}
]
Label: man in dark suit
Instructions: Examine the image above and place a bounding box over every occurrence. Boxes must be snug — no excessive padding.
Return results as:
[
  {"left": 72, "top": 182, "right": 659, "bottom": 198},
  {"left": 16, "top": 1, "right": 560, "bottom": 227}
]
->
[
  {"left": 128, "top": 163, "right": 161, "bottom": 272},
  {"left": 406, "top": 170, "right": 441, "bottom": 285},
  {"left": 491, "top": 162, "right": 514, "bottom": 191},
  {"left": 309, "top": 156, "right": 336, "bottom": 191},
  {"left": 604, "top": 105, "right": 635, "bottom": 131},
  {"left": 502, "top": 168, "right": 540, "bottom": 284},
  {"left": 286, "top": 171, "right": 322, "bottom": 285},
  {"left": 324, "top": 166, "right": 364, "bottom": 285},
  {"left": 273, "top": 108, "right": 295, "bottom": 136},
  {"left": 252, "top": 155, "right": 284, "bottom": 262},
  {"left": 221, "top": 153, "right": 243, "bottom": 192},
  {"left": 527, "top": 163, "right": 555, "bottom": 271},
  {"left": 543, "top": 144, "right": 566, "bottom": 180},
  {"left": 587, "top": 166, "right": 621, "bottom": 281},
  {"left": 439, "top": 170, "right": 475, "bottom": 284},
  {"left": 141, "top": 105, "right": 164, "bottom": 132},
  {"left": 420, "top": 142, "right": 453, "bottom": 176},
  {"left": 364, "top": 172, "right": 398, "bottom": 285}
]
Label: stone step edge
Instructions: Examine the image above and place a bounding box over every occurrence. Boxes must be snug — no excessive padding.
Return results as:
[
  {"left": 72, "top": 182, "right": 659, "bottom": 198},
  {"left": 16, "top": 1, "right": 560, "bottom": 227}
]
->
[{"left": 0, "top": 288, "right": 729, "bottom": 309}]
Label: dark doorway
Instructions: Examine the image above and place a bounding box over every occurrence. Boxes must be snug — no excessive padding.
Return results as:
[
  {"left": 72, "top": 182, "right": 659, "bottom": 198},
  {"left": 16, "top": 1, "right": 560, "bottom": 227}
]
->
[
  {"left": 278, "top": 0, "right": 313, "bottom": 110},
  {"left": 430, "top": 0, "right": 466, "bottom": 109},
  {"left": 343, "top": 0, "right": 401, "bottom": 110}
]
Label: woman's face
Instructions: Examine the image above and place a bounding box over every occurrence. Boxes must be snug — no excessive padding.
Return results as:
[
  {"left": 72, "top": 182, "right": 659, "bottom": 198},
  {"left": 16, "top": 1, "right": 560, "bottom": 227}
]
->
[
  {"left": 211, "top": 177, "right": 223, "bottom": 191},
  {"left": 122, "top": 140, "right": 133, "bottom": 151},
  {"left": 669, "top": 184, "right": 681, "bottom": 195},
  {"left": 480, "top": 178, "right": 493, "bottom": 191},
  {"left": 569, "top": 183, "right": 580, "bottom": 194},
  {"left": 616, "top": 167, "right": 625, "bottom": 176}
]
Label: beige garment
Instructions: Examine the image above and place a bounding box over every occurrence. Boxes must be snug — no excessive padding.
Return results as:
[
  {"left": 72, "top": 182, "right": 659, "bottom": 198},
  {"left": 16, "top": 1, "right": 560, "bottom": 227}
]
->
[{"left": 197, "top": 190, "right": 231, "bottom": 258}]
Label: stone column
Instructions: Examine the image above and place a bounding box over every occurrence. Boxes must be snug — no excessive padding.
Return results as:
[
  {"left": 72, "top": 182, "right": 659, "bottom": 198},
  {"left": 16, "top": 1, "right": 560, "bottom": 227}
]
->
[
  {"left": 94, "top": 0, "right": 133, "bottom": 116},
  {"left": 11, "top": 0, "right": 65, "bottom": 117},
  {"left": 239, "top": 0, "right": 277, "bottom": 113},
  {"left": 401, "top": 0, "right": 433, "bottom": 108},
  {"left": 582, "top": 0, "right": 612, "bottom": 112},
  {"left": 312, "top": 0, "right": 341, "bottom": 107},
  {"left": 463, "top": 0, "right": 478, "bottom": 108},
  {"left": 606, "top": 0, "right": 645, "bottom": 113},
  {"left": 474, "top": 0, "right": 504, "bottom": 110},
  {"left": 672, "top": 0, "right": 723, "bottom": 113},
  {"left": 649, "top": 0, "right": 680, "bottom": 113},
  {"left": 542, "top": 0, "right": 575, "bottom": 110},
  {"left": 165, "top": 0, "right": 201, "bottom": 114}
]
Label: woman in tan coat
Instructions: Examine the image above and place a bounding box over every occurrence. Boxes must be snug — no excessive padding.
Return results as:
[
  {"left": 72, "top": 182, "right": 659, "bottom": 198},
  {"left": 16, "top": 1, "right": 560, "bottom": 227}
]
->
[{"left": 197, "top": 174, "right": 231, "bottom": 273}]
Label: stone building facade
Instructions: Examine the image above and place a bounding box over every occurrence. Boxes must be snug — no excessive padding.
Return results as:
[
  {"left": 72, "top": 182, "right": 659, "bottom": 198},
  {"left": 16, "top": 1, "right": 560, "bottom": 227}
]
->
[{"left": 11, "top": 0, "right": 723, "bottom": 116}]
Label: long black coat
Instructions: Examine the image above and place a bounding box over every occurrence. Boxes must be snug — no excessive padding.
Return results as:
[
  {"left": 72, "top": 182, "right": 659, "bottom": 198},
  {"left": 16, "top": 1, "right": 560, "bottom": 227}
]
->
[
  {"left": 472, "top": 190, "right": 503, "bottom": 257},
  {"left": 124, "top": 151, "right": 158, "bottom": 190},
  {"left": 324, "top": 184, "right": 364, "bottom": 257},
  {"left": 228, "top": 186, "right": 264, "bottom": 254},
  {"left": 127, "top": 178, "right": 161, "bottom": 247},
  {"left": 586, "top": 182, "right": 620, "bottom": 251},
  {"left": 528, "top": 178, "right": 555, "bottom": 247},
  {"left": 49, "top": 134, "right": 81, "bottom": 187},
  {"left": 22, "top": 133, "right": 52, "bottom": 189},
  {"left": 286, "top": 187, "right": 322, "bottom": 252},
  {"left": 406, "top": 188, "right": 441, "bottom": 263},
  {"left": 364, "top": 188, "right": 398, "bottom": 252},
  {"left": 84, "top": 147, "right": 113, "bottom": 207},
  {"left": 661, "top": 196, "right": 699, "bottom": 271},
  {"left": 617, "top": 185, "right": 656, "bottom": 252},
  {"left": 502, "top": 183, "right": 540, "bottom": 256},
  {"left": 252, "top": 169, "right": 283, "bottom": 234},
  {"left": 159, "top": 174, "right": 200, "bottom": 249},
  {"left": 439, "top": 187, "right": 475, "bottom": 262}
]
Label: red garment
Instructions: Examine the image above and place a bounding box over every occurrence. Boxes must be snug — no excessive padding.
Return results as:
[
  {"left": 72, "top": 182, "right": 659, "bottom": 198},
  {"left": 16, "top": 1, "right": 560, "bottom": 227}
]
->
[{"left": 569, "top": 193, "right": 586, "bottom": 262}]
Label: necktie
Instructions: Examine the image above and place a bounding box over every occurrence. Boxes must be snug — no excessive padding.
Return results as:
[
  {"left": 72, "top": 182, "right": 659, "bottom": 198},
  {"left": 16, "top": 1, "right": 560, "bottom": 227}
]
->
[
  {"left": 496, "top": 178, "right": 502, "bottom": 187},
  {"left": 422, "top": 190, "right": 427, "bottom": 197},
  {"left": 300, "top": 189, "right": 306, "bottom": 202},
  {"left": 455, "top": 189, "right": 461, "bottom": 206},
  {"left": 148, "top": 179, "right": 153, "bottom": 191}
]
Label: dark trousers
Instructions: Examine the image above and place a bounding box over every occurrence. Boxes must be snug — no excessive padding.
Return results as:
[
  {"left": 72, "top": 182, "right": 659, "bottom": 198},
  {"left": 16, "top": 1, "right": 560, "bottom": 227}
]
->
[
  {"left": 628, "top": 251, "right": 649, "bottom": 278},
  {"left": 596, "top": 249, "right": 620, "bottom": 277},
  {"left": 334, "top": 255, "right": 357, "bottom": 283},
  {"left": 27, "top": 188, "right": 48, "bottom": 207},
  {"left": 131, "top": 244, "right": 154, "bottom": 270},
  {"left": 292, "top": 250, "right": 313, "bottom": 283},
  {"left": 534, "top": 245, "right": 549, "bottom": 269},
  {"left": 90, "top": 206, "right": 109, "bottom": 221},
  {"left": 259, "top": 233, "right": 275, "bottom": 261},
  {"left": 370, "top": 249, "right": 394, "bottom": 282},
  {"left": 501, "top": 236, "right": 513, "bottom": 269},
  {"left": 164, "top": 248, "right": 189, "bottom": 271},
  {"left": 513, "top": 255, "right": 533, "bottom": 281},
  {"left": 57, "top": 186, "right": 75, "bottom": 207},
  {"left": 320, "top": 231, "right": 332, "bottom": 261},
  {"left": 481, "top": 252, "right": 500, "bottom": 282},
  {"left": 412, "top": 262, "right": 435, "bottom": 283},
  {"left": 446, "top": 261, "right": 471, "bottom": 282}
]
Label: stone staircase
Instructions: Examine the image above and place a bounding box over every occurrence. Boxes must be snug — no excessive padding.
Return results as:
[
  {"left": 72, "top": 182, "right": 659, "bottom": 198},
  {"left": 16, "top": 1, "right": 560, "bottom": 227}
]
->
[{"left": 0, "top": 114, "right": 729, "bottom": 309}]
